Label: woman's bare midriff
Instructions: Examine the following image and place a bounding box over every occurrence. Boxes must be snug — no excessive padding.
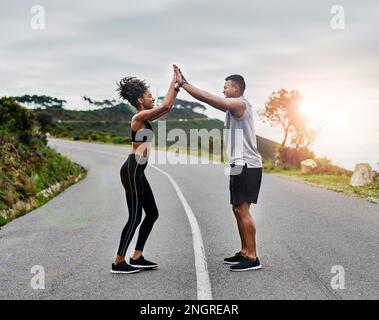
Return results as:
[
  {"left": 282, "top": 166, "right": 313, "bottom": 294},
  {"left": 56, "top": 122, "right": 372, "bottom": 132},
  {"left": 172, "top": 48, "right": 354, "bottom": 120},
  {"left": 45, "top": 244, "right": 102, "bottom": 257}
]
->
[{"left": 131, "top": 141, "right": 151, "bottom": 158}]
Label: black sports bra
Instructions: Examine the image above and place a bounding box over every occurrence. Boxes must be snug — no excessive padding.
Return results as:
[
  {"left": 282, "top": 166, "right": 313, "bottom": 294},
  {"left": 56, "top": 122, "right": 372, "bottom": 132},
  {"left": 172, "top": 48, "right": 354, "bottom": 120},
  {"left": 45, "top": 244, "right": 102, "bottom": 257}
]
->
[{"left": 131, "top": 121, "right": 153, "bottom": 142}]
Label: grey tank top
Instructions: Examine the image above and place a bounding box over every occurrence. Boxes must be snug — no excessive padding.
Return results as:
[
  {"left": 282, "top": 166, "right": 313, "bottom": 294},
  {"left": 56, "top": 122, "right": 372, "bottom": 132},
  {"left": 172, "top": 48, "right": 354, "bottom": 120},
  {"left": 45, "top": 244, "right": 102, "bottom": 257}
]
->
[{"left": 224, "top": 96, "right": 262, "bottom": 168}]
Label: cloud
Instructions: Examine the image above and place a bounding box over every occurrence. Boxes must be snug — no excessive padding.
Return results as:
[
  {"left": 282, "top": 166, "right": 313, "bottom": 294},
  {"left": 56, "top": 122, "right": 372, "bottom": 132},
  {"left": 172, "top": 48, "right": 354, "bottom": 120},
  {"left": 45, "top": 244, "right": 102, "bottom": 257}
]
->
[{"left": 0, "top": 0, "right": 378, "bottom": 168}]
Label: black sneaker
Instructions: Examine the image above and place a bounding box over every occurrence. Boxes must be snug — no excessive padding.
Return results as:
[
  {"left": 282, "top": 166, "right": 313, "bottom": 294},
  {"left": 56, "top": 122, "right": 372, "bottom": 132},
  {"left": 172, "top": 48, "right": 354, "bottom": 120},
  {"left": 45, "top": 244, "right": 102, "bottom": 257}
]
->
[
  {"left": 129, "top": 256, "right": 158, "bottom": 269},
  {"left": 230, "top": 257, "right": 262, "bottom": 272},
  {"left": 223, "top": 251, "right": 244, "bottom": 265},
  {"left": 111, "top": 261, "right": 141, "bottom": 274}
]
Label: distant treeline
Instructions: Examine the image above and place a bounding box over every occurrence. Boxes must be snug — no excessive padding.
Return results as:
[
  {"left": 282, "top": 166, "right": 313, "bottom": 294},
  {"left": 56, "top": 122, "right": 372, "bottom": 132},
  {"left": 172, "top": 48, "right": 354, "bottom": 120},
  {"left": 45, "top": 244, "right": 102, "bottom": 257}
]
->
[
  {"left": 12, "top": 94, "right": 208, "bottom": 122},
  {"left": 8, "top": 94, "right": 279, "bottom": 161}
]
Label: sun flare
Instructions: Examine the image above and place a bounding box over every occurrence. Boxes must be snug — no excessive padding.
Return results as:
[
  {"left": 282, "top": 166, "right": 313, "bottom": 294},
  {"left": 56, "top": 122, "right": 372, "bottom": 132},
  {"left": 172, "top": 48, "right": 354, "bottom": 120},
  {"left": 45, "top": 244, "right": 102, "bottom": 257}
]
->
[{"left": 299, "top": 93, "right": 354, "bottom": 132}]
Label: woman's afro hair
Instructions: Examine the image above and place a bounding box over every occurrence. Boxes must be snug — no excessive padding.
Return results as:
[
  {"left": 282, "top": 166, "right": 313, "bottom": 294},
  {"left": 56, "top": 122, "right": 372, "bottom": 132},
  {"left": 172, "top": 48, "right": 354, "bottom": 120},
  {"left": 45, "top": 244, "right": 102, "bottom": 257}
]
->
[{"left": 116, "top": 76, "right": 149, "bottom": 108}]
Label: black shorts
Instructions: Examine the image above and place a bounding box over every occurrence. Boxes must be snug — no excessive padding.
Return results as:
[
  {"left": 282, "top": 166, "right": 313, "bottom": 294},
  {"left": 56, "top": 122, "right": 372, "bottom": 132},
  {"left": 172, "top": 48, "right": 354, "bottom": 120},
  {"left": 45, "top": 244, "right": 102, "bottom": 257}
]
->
[{"left": 229, "top": 164, "right": 262, "bottom": 206}]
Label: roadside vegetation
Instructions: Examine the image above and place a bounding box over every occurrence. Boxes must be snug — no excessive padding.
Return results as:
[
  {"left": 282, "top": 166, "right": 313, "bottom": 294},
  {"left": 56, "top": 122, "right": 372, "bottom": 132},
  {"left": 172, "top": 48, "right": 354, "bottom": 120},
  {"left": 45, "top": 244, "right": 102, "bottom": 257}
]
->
[
  {"left": 260, "top": 89, "right": 378, "bottom": 203},
  {"left": 8, "top": 92, "right": 378, "bottom": 205},
  {"left": 0, "top": 97, "right": 86, "bottom": 226}
]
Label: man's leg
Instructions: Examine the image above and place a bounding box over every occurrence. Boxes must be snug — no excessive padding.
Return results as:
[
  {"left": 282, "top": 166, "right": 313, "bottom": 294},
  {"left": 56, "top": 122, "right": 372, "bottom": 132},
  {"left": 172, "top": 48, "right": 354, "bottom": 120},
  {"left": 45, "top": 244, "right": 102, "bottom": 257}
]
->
[
  {"left": 233, "top": 201, "right": 257, "bottom": 260},
  {"left": 232, "top": 204, "right": 247, "bottom": 256}
]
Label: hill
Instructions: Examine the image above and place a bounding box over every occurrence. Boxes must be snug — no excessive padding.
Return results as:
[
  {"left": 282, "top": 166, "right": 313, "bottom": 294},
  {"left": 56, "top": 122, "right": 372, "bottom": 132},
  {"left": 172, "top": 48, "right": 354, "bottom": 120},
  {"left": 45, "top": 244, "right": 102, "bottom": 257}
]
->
[
  {"left": 13, "top": 95, "right": 208, "bottom": 122},
  {"left": 11, "top": 95, "right": 279, "bottom": 161}
]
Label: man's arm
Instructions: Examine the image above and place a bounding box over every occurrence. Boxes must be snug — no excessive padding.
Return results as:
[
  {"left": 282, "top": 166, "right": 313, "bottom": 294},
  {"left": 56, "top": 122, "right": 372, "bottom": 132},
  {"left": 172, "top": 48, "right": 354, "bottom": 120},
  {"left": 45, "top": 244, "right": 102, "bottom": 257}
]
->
[
  {"left": 181, "top": 82, "right": 245, "bottom": 118},
  {"left": 173, "top": 65, "right": 245, "bottom": 118}
]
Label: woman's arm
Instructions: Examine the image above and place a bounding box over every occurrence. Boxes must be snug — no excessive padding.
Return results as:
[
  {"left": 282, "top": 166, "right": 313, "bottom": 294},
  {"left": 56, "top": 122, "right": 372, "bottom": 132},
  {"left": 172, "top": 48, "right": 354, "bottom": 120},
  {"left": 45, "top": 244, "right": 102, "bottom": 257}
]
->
[
  {"left": 149, "top": 82, "right": 179, "bottom": 121},
  {"left": 133, "top": 69, "right": 178, "bottom": 123},
  {"left": 149, "top": 107, "right": 170, "bottom": 121}
]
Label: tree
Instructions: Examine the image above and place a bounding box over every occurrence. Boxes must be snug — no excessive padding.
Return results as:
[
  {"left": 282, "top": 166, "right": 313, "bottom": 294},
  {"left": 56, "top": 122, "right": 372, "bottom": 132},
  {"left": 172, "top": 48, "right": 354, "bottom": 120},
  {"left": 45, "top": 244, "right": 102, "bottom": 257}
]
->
[
  {"left": 157, "top": 97, "right": 207, "bottom": 119},
  {"left": 82, "top": 96, "right": 114, "bottom": 107},
  {"left": 35, "top": 112, "right": 53, "bottom": 133},
  {"left": 0, "top": 97, "right": 34, "bottom": 135},
  {"left": 14, "top": 95, "right": 66, "bottom": 108},
  {"left": 261, "top": 89, "right": 319, "bottom": 149},
  {"left": 0, "top": 97, "right": 36, "bottom": 145}
]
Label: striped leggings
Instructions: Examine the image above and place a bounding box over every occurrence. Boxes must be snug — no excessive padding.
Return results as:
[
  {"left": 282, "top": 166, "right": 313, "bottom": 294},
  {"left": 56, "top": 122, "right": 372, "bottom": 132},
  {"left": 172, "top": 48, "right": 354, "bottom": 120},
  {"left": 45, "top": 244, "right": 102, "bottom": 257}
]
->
[{"left": 116, "top": 154, "right": 159, "bottom": 257}]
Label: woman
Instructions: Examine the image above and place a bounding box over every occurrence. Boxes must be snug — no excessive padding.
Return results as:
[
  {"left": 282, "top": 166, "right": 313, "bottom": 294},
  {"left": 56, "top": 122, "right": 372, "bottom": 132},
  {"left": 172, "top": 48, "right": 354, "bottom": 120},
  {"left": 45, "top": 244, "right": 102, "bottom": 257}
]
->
[{"left": 111, "top": 67, "right": 179, "bottom": 274}]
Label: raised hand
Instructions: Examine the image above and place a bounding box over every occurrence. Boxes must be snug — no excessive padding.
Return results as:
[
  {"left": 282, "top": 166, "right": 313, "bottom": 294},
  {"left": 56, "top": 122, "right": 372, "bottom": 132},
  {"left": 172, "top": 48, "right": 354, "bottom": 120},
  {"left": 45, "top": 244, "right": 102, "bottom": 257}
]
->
[
  {"left": 173, "top": 64, "right": 188, "bottom": 85},
  {"left": 171, "top": 66, "right": 177, "bottom": 84},
  {"left": 173, "top": 64, "right": 182, "bottom": 83}
]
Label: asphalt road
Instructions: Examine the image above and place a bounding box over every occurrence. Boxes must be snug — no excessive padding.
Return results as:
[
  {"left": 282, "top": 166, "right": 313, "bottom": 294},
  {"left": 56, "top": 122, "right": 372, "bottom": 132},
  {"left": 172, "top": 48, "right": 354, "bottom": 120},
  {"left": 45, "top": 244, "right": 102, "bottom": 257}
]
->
[{"left": 0, "top": 138, "right": 378, "bottom": 300}]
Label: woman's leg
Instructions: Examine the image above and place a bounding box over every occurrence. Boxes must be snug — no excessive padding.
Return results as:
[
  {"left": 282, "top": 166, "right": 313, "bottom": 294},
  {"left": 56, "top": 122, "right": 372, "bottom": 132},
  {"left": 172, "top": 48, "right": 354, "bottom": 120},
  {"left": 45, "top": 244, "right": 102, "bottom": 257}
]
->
[
  {"left": 115, "top": 194, "right": 143, "bottom": 262},
  {"left": 115, "top": 159, "right": 144, "bottom": 264},
  {"left": 133, "top": 174, "right": 159, "bottom": 258}
]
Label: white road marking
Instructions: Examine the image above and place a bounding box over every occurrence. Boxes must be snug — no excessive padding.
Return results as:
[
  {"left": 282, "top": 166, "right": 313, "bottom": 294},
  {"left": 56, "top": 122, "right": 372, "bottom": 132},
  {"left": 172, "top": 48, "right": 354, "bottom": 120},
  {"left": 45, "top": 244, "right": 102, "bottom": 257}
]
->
[
  {"left": 151, "top": 165, "right": 212, "bottom": 300},
  {"left": 50, "top": 141, "right": 213, "bottom": 300}
]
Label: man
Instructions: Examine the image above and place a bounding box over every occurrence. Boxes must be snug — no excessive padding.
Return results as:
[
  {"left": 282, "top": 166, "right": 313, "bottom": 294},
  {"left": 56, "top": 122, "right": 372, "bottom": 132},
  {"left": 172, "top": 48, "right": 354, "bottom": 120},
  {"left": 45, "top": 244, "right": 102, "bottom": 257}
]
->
[{"left": 174, "top": 65, "right": 263, "bottom": 272}]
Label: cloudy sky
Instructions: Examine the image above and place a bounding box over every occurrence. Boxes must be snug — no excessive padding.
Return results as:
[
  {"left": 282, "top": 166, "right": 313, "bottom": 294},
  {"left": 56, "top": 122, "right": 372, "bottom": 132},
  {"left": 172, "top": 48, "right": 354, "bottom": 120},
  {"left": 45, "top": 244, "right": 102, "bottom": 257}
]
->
[{"left": 1, "top": 0, "right": 378, "bottom": 169}]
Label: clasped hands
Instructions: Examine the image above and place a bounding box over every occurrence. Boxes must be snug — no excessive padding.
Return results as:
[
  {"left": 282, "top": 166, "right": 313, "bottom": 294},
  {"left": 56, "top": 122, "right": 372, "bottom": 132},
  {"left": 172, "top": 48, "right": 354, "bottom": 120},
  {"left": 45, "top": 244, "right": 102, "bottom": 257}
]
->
[{"left": 172, "top": 64, "right": 188, "bottom": 92}]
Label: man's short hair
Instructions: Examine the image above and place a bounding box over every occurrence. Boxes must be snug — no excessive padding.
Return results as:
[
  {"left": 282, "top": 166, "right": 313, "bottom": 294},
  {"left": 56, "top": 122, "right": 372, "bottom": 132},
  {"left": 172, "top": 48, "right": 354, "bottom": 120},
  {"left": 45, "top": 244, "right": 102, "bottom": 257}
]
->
[{"left": 225, "top": 74, "right": 246, "bottom": 94}]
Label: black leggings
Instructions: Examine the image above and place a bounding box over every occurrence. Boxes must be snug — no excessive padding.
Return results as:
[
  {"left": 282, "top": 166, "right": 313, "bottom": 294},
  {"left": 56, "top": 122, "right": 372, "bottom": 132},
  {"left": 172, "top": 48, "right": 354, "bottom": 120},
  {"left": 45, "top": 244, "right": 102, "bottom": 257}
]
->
[{"left": 117, "top": 154, "right": 159, "bottom": 257}]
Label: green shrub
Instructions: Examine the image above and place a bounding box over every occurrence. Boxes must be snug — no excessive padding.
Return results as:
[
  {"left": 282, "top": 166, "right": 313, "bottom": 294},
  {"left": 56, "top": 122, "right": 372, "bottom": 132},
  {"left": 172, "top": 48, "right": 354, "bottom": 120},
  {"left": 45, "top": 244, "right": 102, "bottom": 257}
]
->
[
  {"left": 0, "top": 216, "right": 7, "bottom": 227},
  {"left": 22, "top": 175, "right": 37, "bottom": 197},
  {"left": 263, "top": 159, "right": 280, "bottom": 172},
  {"left": 82, "top": 130, "right": 104, "bottom": 141},
  {"left": 0, "top": 97, "right": 34, "bottom": 137},
  {"left": 313, "top": 158, "right": 352, "bottom": 176},
  {"left": 3, "top": 190, "right": 17, "bottom": 207},
  {"left": 112, "top": 136, "right": 128, "bottom": 144},
  {"left": 35, "top": 112, "right": 53, "bottom": 133},
  {"left": 278, "top": 146, "right": 315, "bottom": 168},
  {"left": 0, "top": 98, "right": 86, "bottom": 225}
]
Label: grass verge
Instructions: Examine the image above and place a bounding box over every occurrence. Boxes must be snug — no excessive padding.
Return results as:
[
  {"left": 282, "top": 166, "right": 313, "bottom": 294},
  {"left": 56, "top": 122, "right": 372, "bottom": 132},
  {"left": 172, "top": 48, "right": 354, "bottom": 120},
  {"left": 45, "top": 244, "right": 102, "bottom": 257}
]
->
[
  {"left": 264, "top": 167, "right": 379, "bottom": 203},
  {"left": 51, "top": 136, "right": 379, "bottom": 204},
  {"left": 0, "top": 140, "right": 87, "bottom": 226}
]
